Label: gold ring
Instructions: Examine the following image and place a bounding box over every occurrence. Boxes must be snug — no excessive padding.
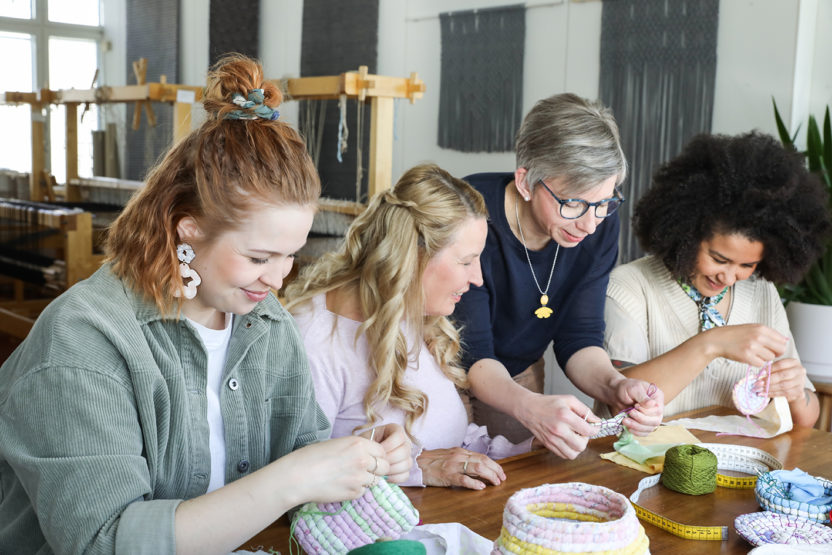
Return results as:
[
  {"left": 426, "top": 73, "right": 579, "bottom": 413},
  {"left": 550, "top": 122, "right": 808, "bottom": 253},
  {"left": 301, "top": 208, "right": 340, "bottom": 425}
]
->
[{"left": 462, "top": 457, "right": 470, "bottom": 474}]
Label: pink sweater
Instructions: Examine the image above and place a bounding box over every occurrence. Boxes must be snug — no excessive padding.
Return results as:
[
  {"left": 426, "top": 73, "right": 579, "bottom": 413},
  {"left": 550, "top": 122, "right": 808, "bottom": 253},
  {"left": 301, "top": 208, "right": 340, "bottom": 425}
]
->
[{"left": 292, "top": 294, "right": 533, "bottom": 486}]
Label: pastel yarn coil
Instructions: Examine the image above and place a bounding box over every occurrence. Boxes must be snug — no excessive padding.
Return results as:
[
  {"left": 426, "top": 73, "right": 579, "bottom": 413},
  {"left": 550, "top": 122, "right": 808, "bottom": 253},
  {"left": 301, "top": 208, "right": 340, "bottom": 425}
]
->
[
  {"left": 292, "top": 477, "right": 420, "bottom": 554},
  {"left": 492, "top": 483, "right": 650, "bottom": 554}
]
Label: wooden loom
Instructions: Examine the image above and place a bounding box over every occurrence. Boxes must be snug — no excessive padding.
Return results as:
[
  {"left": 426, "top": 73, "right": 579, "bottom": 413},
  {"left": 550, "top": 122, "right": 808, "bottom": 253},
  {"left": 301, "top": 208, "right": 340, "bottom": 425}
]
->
[{"left": 0, "top": 64, "right": 425, "bottom": 336}]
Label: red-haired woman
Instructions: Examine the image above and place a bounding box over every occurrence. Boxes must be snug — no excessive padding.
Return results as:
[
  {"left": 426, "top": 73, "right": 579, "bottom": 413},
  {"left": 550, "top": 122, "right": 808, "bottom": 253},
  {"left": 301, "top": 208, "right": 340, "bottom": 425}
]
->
[{"left": 0, "top": 54, "right": 410, "bottom": 554}]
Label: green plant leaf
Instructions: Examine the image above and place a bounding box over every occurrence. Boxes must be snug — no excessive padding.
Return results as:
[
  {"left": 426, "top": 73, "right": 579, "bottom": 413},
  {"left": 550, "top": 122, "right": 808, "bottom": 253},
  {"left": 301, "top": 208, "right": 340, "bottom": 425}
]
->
[
  {"left": 772, "top": 98, "right": 798, "bottom": 148},
  {"left": 772, "top": 103, "right": 832, "bottom": 305}
]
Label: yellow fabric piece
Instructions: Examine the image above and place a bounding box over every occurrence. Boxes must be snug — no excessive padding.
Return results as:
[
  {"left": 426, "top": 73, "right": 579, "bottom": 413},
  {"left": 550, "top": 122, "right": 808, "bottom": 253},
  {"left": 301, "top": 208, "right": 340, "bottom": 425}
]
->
[
  {"left": 497, "top": 525, "right": 650, "bottom": 554},
  {"left": 600, "top": 425, "right": 701, "bottom": 474}
]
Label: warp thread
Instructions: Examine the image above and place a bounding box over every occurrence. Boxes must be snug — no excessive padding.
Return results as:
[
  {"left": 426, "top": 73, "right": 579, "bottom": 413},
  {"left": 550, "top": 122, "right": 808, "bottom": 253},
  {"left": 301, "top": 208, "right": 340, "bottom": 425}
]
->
[{"left": 661, "top": 444, "right": 718, "bottom": 495}]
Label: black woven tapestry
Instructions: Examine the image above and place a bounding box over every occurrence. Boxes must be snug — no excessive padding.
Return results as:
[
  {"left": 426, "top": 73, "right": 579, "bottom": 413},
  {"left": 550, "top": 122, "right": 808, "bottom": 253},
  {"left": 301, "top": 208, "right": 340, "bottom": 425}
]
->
[
  {"left": 438, "top": 5, "right": 525, "bottom": 153},
  {"left": 209, "top": 0, "right": 259, "bottom": 65},
  {"left": 125, "top": 0, "right": 179, "bottom": 181},
  {"left": 600, "top": 0, "right": 719, "bottom": 263},
  {"left": 301, "top": 0, "right": 378, "bottom": 202}
]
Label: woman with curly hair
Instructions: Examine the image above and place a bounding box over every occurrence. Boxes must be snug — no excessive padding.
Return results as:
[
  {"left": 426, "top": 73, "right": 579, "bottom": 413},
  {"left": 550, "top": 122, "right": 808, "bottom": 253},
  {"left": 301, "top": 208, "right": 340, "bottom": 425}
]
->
[
  {"left": 0, "top": 54, "right": 411, "bottom": 554},
  {"left": 603, "top": 132, "right": 829, "bottom": 427},
  {"left": 286, "top": 164, "right": 536, "bottom": 490}
]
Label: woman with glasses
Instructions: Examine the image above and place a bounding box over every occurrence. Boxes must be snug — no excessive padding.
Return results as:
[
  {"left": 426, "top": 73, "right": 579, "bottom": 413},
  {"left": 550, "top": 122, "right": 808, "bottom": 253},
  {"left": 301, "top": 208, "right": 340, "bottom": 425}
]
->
[
  {"left": 602, "top": 132, "right": 826, "bottom": 427},
  {"left": 453, "top": 93, "right": 663, "bottom": 460}
]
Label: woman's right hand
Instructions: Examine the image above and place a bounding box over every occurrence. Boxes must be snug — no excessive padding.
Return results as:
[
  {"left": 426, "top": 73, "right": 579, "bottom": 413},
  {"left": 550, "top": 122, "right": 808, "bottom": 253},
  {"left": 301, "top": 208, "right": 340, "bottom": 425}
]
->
[
  {"left": 416, "top": 447, "right": 505, "bottom": 490},
  {"left": 703, "top": 324, "right": 788, "bottom": 367},
  {"left": 282, "top": 435, "right": 390, "bottom": 504},
  {"left": 518, "top": 394, "right": 598, "bottom": 459}
]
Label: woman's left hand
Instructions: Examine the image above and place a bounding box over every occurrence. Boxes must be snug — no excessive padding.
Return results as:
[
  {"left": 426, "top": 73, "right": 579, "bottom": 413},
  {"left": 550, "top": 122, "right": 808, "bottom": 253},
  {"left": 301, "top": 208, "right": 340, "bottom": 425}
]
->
[
  {"left": 361, "top": 423, "right": 412, "bottom": 483},
  {"left": 758, "top": 358, "right": 806, "bottom": 403},
  {"left": 612, "top": 379, "right": 665, "bottom": 435},
  {"left": 417, "top": 447, "right": 505, "bottom": 490}
]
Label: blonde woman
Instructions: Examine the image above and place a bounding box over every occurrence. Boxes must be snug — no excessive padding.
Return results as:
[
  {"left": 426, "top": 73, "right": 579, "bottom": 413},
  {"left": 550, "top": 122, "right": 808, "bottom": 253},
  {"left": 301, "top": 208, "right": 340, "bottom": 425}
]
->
[{"left": 286, "top": 164, "right": 535, "bottom": 490}]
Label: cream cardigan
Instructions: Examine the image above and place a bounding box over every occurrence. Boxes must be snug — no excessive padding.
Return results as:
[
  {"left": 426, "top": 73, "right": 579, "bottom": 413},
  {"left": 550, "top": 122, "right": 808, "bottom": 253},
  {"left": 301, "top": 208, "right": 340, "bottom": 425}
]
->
[{"left": 602, "top": 255, "right": 813, "bottom": 418}]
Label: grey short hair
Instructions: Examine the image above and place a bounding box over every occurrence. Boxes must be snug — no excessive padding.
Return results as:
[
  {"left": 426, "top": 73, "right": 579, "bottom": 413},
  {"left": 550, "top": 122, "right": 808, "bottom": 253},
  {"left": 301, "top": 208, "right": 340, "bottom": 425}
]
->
[{"left": 515, "top": 93, "right": 627, "bottom": 195}]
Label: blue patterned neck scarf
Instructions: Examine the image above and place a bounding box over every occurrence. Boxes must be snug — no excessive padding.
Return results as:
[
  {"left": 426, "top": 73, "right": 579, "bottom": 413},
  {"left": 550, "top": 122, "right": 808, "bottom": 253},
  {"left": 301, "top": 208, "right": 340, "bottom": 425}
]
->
[{"left": 678, "top": 279, "right": 728, "bottom": 331}]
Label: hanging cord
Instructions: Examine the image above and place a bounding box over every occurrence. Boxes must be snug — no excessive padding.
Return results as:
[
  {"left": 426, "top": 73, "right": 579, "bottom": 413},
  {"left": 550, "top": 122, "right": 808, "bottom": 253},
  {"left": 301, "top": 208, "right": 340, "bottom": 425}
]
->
[
  {"left": 337, "top": 94, "right": 349, "bottom": 163},
  {"left": 355, "top": 97, "right": 365, "bottom": 203}
]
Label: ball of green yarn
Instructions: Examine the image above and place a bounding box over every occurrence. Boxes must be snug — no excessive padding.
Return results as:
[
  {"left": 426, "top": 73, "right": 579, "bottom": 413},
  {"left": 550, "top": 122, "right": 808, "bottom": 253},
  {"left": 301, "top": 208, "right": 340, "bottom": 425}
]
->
[
  {"left": 661, "top": 444, "right": 717, "bottom": 495},
  {"left": 347, "top": 539, "right": 426, "bottom": 555}
]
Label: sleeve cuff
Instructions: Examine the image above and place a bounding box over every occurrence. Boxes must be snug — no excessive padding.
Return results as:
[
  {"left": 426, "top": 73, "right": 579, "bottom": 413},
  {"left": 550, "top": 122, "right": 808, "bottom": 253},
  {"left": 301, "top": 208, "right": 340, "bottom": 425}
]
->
[{"left": 115, "top": 498, "right": 182, "bottom": 554}]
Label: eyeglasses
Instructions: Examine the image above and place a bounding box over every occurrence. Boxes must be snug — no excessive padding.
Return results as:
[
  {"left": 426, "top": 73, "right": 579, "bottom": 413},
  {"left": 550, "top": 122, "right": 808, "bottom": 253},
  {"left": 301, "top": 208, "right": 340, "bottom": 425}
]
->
[{"left": 538, "top": 180, "right": 625, "bottom": 220}]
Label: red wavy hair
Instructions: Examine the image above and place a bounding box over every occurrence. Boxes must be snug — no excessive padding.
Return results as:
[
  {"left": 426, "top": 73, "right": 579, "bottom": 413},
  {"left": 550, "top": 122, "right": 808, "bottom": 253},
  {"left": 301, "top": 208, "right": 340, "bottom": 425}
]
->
[{"left": 106, "top": 53, "right": 320, "bottom": 314}]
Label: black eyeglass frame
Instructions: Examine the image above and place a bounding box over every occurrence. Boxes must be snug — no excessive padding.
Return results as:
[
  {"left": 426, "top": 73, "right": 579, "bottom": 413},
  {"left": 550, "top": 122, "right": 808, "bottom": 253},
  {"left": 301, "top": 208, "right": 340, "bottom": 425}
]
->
[{"left": 537, "top": 180, "right": 626, "bottom": 220}]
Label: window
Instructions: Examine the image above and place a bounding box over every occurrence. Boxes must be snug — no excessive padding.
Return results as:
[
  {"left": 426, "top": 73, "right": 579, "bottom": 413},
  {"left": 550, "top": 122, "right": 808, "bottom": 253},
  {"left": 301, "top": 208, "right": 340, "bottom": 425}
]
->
[{"left": 0, "top": 0, "right": 103, "bottom": 184}]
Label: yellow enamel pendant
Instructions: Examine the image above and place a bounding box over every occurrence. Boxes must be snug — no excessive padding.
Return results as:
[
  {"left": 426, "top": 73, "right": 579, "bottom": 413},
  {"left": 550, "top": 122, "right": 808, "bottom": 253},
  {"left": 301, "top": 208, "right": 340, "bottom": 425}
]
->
[{"left": 534, "top": 294, "right": 553, "bottom": 319}]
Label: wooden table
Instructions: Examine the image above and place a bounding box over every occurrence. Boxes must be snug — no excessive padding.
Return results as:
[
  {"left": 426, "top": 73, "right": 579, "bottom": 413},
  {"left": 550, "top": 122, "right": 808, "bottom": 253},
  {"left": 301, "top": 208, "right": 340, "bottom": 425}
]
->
[{"left": 242, "top": 407, "right": 832, "bottom": 554}]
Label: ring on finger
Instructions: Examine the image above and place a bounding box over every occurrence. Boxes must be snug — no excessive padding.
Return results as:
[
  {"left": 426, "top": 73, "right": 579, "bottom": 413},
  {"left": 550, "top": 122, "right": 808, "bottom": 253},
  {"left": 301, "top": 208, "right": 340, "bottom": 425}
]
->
[
  {"left": 370, "top": 455, "right": 378, "bottom": 474},
  {"left": 462, "top": 456, "right": 471, "bottom": 475}
]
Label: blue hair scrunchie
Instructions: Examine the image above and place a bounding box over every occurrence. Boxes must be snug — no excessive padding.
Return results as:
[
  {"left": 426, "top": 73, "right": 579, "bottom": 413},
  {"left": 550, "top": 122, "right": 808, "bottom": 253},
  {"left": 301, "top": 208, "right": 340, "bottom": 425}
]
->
[{"left": 226, "top": 88, "right": 280, "bottom": 121}]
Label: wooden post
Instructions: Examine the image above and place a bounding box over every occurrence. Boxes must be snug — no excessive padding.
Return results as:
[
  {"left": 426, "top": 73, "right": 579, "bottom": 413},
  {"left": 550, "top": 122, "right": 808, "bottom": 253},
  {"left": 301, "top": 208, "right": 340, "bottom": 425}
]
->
[
  {"left": 173, "top": 100, "right": 192, "bottom": 143},
  {"left": 30, "top": 101, "right": 45, "bottom": 201},
  {"left": 63, "top": 212, "right": 94, "bottom": 286},
  {"left": 368, "top": 96, "right": 394, "bottom": 197},
  {"left": 65, "top": 102, "right": 80, "bottom": 201}
]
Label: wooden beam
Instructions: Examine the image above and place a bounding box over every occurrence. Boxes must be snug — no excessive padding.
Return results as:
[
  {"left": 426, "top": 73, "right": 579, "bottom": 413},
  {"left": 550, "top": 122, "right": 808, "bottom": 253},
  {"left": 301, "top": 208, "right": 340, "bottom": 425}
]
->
[{"left": 0, "top": 307, "right": 34, "bottom": 339}]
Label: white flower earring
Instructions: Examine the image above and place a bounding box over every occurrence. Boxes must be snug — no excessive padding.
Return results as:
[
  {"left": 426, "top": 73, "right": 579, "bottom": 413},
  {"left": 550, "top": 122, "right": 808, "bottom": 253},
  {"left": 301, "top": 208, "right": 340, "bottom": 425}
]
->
[{"left": 173, "top": 242, "right": 201, "bottom": 299}]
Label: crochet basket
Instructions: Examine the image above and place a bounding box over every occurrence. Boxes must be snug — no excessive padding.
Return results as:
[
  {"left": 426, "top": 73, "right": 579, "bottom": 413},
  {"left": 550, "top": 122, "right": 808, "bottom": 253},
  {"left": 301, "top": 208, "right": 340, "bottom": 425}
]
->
[
  {"left": 292, "top": 478, "right": 420, "bottom": 554},
  {"left": 492, "top": 483, "right": 650, "bottom": 554},
  {"left": 734, "top": 511, "right": 832, "bottom": 546},
  {"left": 754, "top": 471, "right": 832, "bottom": 524}
]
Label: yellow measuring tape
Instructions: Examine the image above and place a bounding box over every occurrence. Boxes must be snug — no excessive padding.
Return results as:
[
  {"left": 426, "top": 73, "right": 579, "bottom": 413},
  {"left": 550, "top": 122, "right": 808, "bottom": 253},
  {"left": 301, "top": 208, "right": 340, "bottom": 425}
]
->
[{"left": 628, "top": 443, "right": 782, "bottom": 541}]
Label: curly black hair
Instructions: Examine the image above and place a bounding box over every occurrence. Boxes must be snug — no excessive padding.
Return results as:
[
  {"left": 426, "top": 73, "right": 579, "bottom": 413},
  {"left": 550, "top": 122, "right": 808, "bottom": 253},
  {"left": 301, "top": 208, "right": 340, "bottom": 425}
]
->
[{"left": 633, "top": 132, "right": 831, "bottom": 285}]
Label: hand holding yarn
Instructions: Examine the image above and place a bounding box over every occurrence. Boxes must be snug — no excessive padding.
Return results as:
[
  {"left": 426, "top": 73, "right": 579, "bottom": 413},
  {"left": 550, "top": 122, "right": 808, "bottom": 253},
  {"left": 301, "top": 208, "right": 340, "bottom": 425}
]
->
[
  {"left": 609, "top": 379, "right": 664, "bottom": 436},
  {"left": 359, "top": 423, "right": 412, "bottom": 484},
  {"left": 702, "top": 323, "right": 788, "bottom": 368},
  {"left": 519, "top": 394, "right": 598, "bottom": 459},
  {"left": 281, "top": 435, "right": 391, "bottom": 504},
  {"left": 416, "top": 447, "right": 505, "bottom": 490},
  {"left": 762, "top": 358, "right": 810, "bottom": 404}
]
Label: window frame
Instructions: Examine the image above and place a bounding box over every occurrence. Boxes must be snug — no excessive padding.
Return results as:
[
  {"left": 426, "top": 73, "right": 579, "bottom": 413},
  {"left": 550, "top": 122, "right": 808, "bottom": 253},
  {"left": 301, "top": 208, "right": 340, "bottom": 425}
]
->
[{"left": 0, "top": 0, "right": 103, "bottom": 177}]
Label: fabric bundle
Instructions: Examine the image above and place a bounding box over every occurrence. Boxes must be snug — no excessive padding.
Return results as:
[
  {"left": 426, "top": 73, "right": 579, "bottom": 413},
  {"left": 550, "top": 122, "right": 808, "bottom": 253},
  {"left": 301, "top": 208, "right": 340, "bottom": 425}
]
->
[
  {"left": 492, "top": 483, "right": 650, "bottom": 554},
  {"left": 755, "top": 469, "right": 832, "bottom": 524},
  {"left": 292, "top": 478, "right": 420, "bottom": 554}
]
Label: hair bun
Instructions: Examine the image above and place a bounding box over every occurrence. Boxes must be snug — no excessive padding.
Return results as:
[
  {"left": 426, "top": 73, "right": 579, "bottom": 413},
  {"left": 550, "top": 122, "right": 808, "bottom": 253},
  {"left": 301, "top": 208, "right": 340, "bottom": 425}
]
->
[{"left": 202, "top": 53, "right": 282, "bottom": 119}]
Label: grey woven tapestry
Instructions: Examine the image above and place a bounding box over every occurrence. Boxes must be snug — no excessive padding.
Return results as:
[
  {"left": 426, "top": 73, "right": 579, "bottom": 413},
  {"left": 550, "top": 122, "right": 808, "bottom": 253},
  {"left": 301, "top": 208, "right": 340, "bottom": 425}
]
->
[
  {"left": 438, "top": 5, "right": 525, "bottom": 152},
  {"left": 125, "top": 0, "right": 178, "bottom": 181},
  {"left": 301, "top": 0, "right": 378, "bottom": 202},
  {"left": 600, "top": 0, "right": 719, "bottom": 263},
  {"left": 209, "top": 0, "right": 259, "bottom": 65}
]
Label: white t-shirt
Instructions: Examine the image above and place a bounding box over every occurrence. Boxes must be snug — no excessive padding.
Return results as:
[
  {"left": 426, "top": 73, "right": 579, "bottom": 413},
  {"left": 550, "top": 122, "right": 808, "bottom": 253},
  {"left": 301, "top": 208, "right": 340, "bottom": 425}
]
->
[{"left": 187, "top": 313, "right": 233, "bottom": 493}]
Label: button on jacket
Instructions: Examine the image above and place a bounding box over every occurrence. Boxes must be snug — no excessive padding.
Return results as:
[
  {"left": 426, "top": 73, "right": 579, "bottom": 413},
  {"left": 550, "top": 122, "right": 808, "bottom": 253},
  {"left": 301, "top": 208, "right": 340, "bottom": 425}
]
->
[{"left": 0, "top": 265, "right": 331, "bottom": 554}]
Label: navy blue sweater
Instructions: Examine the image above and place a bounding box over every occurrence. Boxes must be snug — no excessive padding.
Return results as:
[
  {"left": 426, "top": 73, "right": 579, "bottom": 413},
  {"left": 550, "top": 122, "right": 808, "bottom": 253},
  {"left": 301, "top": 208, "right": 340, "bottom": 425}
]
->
[{"left": 454, "top": 172, "right": 619, "bottom": 377}]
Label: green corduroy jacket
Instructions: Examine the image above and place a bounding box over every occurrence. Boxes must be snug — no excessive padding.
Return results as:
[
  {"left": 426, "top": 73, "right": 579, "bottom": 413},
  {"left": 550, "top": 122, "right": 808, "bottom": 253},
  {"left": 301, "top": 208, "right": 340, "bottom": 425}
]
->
[{"left": 0, "top": 265, "right": 330, "bottom": 554}]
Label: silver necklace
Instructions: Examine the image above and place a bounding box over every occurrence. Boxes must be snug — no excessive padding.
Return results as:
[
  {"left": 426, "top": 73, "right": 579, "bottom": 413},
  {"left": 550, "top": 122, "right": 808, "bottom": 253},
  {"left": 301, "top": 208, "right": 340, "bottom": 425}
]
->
[{"left": 515, "top": 195, "right": 559, "bottom": 319}]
